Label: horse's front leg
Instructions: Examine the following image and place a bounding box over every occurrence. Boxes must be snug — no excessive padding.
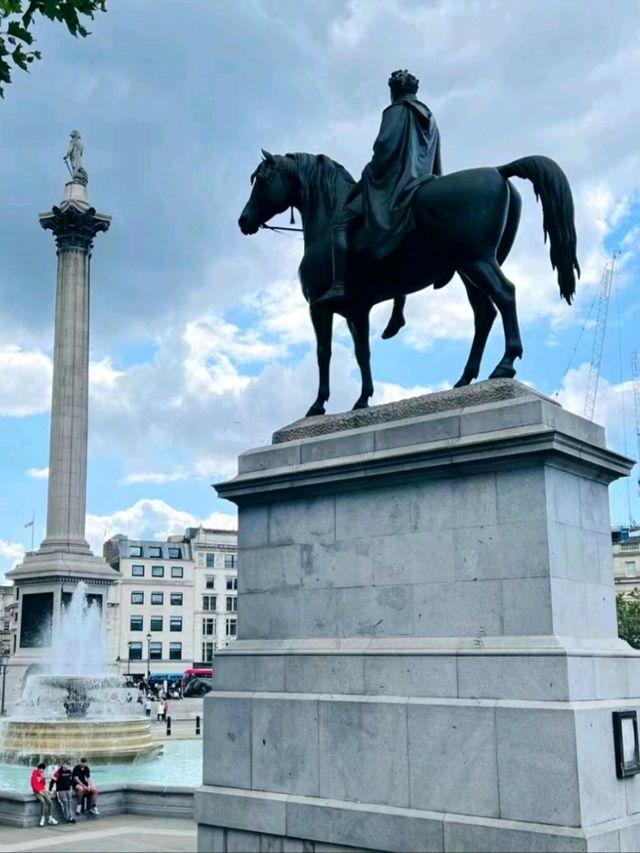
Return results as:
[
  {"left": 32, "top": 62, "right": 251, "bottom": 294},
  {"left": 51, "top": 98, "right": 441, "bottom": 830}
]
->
[
  {"left": 305, "top": 305, "right": 334, "bottom": 417},
  {"left": 348, "top": 310, "right": 374, "bottom": 410}
]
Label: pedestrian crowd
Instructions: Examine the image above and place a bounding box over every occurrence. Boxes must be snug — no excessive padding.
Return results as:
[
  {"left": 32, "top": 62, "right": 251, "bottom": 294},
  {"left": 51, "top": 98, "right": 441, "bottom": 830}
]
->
[{"left": 29, "top": 757, "right": 99, "bottom": 826}]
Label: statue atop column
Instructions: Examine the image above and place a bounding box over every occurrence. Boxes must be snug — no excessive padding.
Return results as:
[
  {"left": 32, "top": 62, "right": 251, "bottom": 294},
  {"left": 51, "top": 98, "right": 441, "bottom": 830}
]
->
[{"left": 63, "top": 130, "right": 88, "bottom": 185}]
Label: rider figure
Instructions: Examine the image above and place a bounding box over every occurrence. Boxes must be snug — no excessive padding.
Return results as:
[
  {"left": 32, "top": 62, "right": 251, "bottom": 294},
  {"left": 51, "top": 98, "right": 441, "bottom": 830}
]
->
[{"left": 316, "top": 69, "right": 442, "bottom": 306}]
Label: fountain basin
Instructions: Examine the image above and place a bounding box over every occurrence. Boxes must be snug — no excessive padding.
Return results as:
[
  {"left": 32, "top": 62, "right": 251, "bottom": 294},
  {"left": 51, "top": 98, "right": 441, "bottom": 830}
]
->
[{"left": 0, "top": 717, "right": 160, "bottom": 765}]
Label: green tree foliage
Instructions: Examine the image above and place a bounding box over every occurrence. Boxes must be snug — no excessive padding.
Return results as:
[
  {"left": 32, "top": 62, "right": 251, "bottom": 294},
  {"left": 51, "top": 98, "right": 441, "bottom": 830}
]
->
[
  {"left": 617, "top": 589, "right": 640, "bottom": 649},
  {"left": 0, "top": 0, "right": 106, "bottom": 97}
]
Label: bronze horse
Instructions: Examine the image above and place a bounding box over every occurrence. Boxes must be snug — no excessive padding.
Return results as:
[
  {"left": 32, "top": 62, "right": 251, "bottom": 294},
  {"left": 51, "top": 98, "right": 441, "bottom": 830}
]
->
[{"left": 238, "top": 151, "right": 579, "bottom": 416}]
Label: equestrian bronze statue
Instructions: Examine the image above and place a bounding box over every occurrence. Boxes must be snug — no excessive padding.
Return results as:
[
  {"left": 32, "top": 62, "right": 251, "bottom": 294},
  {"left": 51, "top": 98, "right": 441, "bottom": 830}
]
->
[{"left": 238, "top": 69, "right": 580, "bottom": 417}]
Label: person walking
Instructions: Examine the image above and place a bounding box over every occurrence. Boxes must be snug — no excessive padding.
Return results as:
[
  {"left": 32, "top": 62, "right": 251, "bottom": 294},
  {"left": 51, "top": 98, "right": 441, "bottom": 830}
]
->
[
  {"left": 30, "top": 763, "right": 58, "bottom": 827},
  {"left": 162, "top": 700, "right": 169, "bottom": 722},
  {"left": 72, "top": 758, "right": 99, "bottom": 815},
  {"left": 154, "top": 697, "right": 162, "bottom": 722},
  {"left": 49, "top": 760, "right": 75, "bottom": 823},
  {"left": 144, "top": 695, "right": 152, "bottom": 718}
]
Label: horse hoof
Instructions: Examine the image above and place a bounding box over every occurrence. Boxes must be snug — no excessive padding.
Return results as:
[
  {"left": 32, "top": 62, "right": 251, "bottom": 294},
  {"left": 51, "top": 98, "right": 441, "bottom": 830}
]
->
[
  {"left": 305, "top": 404, "right": 325, "bottom": 417},
  {"left": 453, "top": 374, "right": 473, "bottom": 388},
  {"left": 352, "top": 399, "right": 369, "bottom": 411},
  {"left": 381, "top": 316, "right": 405, "bottom": 340},
  {"left": 488, "top": 366, "right": 516, "bottom": 380}
]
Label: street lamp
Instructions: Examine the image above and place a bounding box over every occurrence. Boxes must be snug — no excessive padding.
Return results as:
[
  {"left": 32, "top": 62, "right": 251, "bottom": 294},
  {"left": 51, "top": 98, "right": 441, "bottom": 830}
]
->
[
  {"left": 127, "top": 641, "right": 132, "bottom": 678},
  {"left": 146, "top": 632, "right": 152, "bottom": 681}
]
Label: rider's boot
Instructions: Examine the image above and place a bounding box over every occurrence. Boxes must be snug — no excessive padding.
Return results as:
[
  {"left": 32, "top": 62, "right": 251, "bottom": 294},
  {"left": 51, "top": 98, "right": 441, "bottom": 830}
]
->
[{"left": 314, "top": 223, "right": 348, "bottom": 306}]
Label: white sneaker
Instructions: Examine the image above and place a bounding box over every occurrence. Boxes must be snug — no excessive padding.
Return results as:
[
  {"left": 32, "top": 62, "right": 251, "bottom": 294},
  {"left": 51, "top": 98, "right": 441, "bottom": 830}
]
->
[
  {"left": 75, "top": 804, "right": 81, "bottom": 814},
  {"left": 48, "top": 817, "right": 58, "bottom": 825},
  {"left": 89, "top": 807, "right": 99, "bottom": 815},
  {"left": 39, "top": 816, "right": 45, "bottom": 827}
]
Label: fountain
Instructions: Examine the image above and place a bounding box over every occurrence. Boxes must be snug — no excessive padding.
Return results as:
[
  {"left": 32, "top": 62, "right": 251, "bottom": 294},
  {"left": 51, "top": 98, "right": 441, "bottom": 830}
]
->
[{"left": 0, "top": 583, "right": 159, "bottom": 765}]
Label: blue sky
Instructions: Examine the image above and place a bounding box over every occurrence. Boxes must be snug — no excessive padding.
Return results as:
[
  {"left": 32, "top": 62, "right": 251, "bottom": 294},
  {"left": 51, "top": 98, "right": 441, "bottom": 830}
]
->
[{"left": 1, "top": 0, "right": 639, "bottom": 577}]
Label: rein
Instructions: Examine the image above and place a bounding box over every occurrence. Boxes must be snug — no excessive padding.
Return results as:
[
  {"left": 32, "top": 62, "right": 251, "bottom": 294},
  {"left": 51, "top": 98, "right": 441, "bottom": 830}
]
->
[{"left": 259, "top": 224, "right": 304, "bottom": 233}]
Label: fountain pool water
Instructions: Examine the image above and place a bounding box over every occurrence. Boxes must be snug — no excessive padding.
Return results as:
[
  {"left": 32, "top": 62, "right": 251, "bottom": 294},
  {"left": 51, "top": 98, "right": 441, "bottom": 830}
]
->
[
  {"left": 0, "top": 737, "right": 201, "bottom": 791},
  {"left": 0, "top": 583, "right": 159, "bottom": 765}
]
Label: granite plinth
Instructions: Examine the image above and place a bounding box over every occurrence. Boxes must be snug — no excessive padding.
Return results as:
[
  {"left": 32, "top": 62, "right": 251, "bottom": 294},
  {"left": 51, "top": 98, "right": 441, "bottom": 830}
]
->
[{"left": 201, "top": 386, "right": 640, "bottom": 852}]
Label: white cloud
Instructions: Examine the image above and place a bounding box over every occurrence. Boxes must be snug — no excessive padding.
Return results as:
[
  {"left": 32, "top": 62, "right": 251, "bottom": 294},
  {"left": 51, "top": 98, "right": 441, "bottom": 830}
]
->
[
  {"left": 85, "top": 499, "right": 237, "bottom": 555},
  {"left": 0, "top": 539, "right": 24, "bottom": 580},
  {"left": 0, "top": 348, "right": 52, "bottom": 416},
  {"left": 121, "top": 471, "right": 188, "bottom": 485},
  {"left": 27, "top": 467, "right": 49, "bottom": 480}
]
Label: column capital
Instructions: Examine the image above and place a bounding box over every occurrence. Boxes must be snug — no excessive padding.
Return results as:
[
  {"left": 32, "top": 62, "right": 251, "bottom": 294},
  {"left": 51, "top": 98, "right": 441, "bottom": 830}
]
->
[{"left": 39, "top": 202, "right": 111, "bottom": 252}]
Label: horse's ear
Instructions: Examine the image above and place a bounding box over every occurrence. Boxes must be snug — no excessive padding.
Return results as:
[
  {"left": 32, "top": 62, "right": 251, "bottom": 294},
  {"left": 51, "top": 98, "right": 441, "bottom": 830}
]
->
[{"left": 261, "top": 148, "right": 275, "bottom": 163}]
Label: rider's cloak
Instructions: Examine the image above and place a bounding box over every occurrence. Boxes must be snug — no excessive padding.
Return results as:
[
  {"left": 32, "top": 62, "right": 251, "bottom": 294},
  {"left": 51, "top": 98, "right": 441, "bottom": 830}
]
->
[{"left": 359, "top": 94, "right": 441, "bottom": 259}]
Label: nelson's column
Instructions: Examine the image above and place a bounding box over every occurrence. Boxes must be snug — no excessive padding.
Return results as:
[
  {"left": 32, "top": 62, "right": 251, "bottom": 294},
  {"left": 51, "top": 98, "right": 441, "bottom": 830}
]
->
[{"left": 7, "top": 133, "right": 117, "bottom": 685}]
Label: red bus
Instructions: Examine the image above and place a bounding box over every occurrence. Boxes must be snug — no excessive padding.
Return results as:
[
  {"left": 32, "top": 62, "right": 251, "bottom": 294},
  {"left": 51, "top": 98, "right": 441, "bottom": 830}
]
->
[{"left": 183, "top": 668, "right": 212, "bottom": 679}]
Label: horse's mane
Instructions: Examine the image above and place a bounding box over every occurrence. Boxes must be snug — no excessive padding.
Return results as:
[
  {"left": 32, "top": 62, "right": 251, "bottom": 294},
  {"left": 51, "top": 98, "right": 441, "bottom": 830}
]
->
[{"left": 282, "top": 152, "right": 356, "bottom": 215}]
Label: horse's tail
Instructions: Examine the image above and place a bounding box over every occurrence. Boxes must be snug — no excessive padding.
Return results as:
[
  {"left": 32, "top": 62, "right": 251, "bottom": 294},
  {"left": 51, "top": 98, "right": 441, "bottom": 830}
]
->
[{"left": 497, "top": 156, "right": 580, "bottom": 304}]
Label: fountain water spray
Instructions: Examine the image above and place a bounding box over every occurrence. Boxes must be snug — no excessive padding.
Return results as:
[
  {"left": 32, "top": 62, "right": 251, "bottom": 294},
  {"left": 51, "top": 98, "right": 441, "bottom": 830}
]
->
[{"left": 0, "top": 584, "right": 159, "bottom": 764}]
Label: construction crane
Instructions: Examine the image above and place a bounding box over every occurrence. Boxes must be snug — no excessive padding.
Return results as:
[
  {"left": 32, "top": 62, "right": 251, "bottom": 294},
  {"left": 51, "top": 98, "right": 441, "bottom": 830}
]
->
[
  {"left": 584, "top": 254, "right": 618, "bottom": 420},
  {"left": 631, "top": 351, "right": 640, "bottom": 496}
]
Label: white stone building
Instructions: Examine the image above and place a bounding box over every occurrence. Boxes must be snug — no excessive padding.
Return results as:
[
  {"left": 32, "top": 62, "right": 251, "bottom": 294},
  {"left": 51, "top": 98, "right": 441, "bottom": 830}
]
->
[
  {"left": 0, "top": 584, "right": 14, "bottom": 657},
  {"left": 185, "top": 527, "right": 238, "bottom": 663},
  {"left": 612, "top": 525, "right": 640, "bottom": 593},
  {"left": 103, "top": 526, "right": 237, "bottom": 678}
]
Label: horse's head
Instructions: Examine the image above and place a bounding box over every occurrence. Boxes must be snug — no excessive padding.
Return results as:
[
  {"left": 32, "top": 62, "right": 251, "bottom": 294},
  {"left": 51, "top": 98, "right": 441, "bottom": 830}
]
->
[{"left": 238, "top": 150, "right": 292, "bottom": 235}]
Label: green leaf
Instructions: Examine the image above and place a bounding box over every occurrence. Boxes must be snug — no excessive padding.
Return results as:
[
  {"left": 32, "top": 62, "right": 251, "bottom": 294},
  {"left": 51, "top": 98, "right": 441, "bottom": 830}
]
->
[{"left": 7, "top": 20, "right": 33, "bottom": 43}]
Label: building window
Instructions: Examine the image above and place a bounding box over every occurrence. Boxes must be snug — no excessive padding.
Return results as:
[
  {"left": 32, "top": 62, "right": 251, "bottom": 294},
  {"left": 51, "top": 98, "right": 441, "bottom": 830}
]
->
[
  {"left": 151, "top": 565, "right": 164, "bottom": 578},
  {"left": 625, "top": 561, "right": 637, "bottom": 578},
  {"left": 130, "top": 545, "right": 142, "bottom": 557},
  {"left": 225, "top": 554, "right": 238, "bottom": 570},
  {"left": 205, "top": 576, "right": 215, "bottom": 590},
  {"left": 225, "top": 618, "right": 237, "bottom": 638},
  {"left": 130, "top": 616, "right": 143, "bottom": 632},
  {"left": 170, "top": 593, "right": 183, "bottom": 606},
  {"left": 202, "top": 641, "right": 214, "bottom": 662},
  {"left": 202, "top": 595, "right": 217, "bottom": 611},
  {"left": 129, "top": 641, "right": 142, "bottom": 660},
  {"left": 169, "top": 642, "right": 182, "bottom": 660},
  {"left": 149, "top": 546, "right": 162, "bottom": 558},
  {"left": 168, "top": 547, "right": 182, "bottom": 559},
  {"left": 226, "top": 577, "right": 238, "bottom": 591},
  {"left": 205, "top": 554, "right": 215, "bottom": 568},
  {"left": 170, "top": 617, "right": 182, "bottom": 632},
  {"left": 151, "top": 592, "right": 164, "bottom": 605},
  {"left": 149, "top": 641, "right": 162, "bottom": 660},
  {"left": 202, "top": 617, "right": 216, "bottom": 636},
  {"left": 131, "top": 565, "right": 144, "bottom": 577},
  {"left": 131, "top": 592, "right": 144, "bottom": 605},
  {"left": 150, "top": 616, "right": 163, "bottom": 632},
  {"left": 171, "top": 566, "right": 184, "bottom": 579},
  {"left": 226, "top": 597, "right": 238, "bottom": 612}
]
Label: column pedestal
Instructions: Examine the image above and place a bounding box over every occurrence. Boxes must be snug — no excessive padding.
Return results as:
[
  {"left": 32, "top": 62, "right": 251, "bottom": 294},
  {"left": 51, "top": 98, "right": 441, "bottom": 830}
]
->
[{"left": 197, "top": 380, "right": 640, "bottom": 853}]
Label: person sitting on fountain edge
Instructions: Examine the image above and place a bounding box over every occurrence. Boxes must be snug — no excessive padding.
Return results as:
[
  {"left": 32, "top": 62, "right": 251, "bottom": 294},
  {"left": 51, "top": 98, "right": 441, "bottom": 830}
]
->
[
  {"left": 30, "top": 763, "right": 58, "bottom": 827},
  {"left": 72, "top": 757, "right": 99, "bottom": 815},
  {"left": 49, "top": 759, "right": 75, "bottom": 823}
]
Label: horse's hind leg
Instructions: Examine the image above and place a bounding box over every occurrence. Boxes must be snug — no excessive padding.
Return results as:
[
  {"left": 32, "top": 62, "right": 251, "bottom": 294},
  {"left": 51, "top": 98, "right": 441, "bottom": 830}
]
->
[
  {"left": 348, "top": 310, "right": 374, "bottom": 409},
  {"left": 453, "top": 274, "right": 497, "bottom": 387},
  {"left": 461, "top": 259, "right": 523, "bottom": 379},
  {"left": 306, "top": 305, "right": 334, "bottom": 417}
]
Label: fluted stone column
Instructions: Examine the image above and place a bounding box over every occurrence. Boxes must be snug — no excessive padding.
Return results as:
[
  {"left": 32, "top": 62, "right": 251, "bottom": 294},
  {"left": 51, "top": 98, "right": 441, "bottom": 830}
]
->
[{"left": 39, "top": 180, "right": 110, "bottom": 554}]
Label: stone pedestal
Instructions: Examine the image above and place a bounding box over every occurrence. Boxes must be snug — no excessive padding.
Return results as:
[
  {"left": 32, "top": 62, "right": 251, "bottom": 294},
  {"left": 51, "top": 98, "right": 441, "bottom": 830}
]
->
[{"left": 197, "top": 380, "right": 640, "bottom": 852}]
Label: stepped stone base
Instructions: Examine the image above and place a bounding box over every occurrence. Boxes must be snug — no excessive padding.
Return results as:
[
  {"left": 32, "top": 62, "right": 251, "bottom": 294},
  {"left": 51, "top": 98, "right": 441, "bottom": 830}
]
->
[{"left": 199, "top": 381, "right": 640, "bottom": 852}]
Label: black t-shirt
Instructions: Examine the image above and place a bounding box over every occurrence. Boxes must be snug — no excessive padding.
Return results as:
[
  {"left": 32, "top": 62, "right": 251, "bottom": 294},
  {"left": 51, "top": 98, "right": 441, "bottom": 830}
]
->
[
  {"left": 49, "top": 766, "right": 73, "bottom": 792},
  {"left": 72, "top": 764, "right": 91, "bottom": 786}
]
